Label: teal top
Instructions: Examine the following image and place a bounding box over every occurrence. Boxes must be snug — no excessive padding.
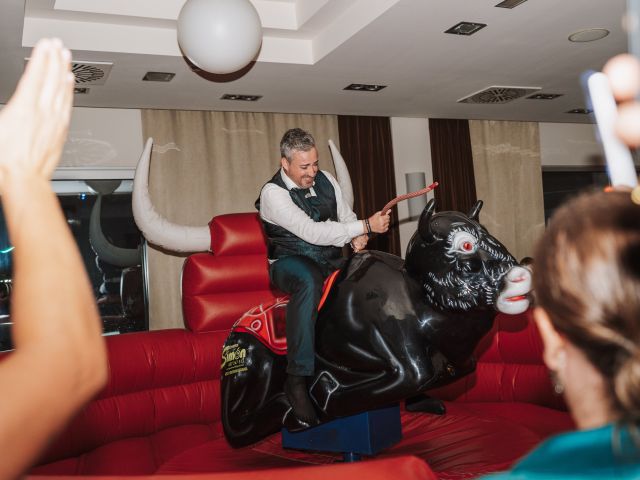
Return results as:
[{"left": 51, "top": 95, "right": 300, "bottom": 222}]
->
[{"left": 483, "top": 423, "right": 640, "bottom": 479}]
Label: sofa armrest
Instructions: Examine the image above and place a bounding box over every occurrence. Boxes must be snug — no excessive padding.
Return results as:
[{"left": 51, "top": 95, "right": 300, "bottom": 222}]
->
[{"left": 36, "top": 329, "right": 225, "bottom": 466}]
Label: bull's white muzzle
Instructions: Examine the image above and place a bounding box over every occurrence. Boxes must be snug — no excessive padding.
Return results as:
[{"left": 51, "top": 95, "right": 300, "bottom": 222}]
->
[{"left": 496, "top": 266, "right": 532, "bottom": 315}]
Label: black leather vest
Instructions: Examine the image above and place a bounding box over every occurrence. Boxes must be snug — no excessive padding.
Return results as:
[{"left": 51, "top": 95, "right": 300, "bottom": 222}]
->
[{"left": 256, "top": 170, "right": 343, "bottom": 271}]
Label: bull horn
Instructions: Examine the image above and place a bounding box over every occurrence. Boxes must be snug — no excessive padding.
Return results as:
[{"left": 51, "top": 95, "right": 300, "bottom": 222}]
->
[
  {"left": 132, "top": 138, "right": 211, "bottom": 252},
  {"left": 86, "top": 179, "right": 123, "bottom": 196},
  {"left": 418, "top": 199, "right": 436, "bottom": 242},
  {"left": 328, "top": 139, "right": 354, "bottom": 210},
  {"left": 468, "top": 200, "right": 483, "bottom": 221},
  {"left": 89, "top": 195, "right": 141, "bottom": 267}
]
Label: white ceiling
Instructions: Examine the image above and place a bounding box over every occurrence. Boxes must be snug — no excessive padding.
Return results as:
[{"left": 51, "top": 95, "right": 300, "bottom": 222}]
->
[{"left": 0, "top": 0, "right": 629, "bottom": 123}]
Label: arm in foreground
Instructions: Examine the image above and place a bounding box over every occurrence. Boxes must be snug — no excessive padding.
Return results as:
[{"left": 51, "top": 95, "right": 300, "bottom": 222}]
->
[{"left": 0, "top": 38, "right": 107, "bottom": 479}]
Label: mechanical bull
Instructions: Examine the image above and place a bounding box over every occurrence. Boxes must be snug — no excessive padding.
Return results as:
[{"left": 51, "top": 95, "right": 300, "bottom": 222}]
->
[
  {"left": 220, "top": 199, "right": 530, "bottom": 447},
  {"left": 130, "top": 138, "right": 531, "bottom": 449}
]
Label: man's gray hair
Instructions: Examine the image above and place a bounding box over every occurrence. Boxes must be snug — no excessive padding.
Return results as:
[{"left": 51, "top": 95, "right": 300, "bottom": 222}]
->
[{"left": 280, "top": 128, "right": 316, "bottom": 161}]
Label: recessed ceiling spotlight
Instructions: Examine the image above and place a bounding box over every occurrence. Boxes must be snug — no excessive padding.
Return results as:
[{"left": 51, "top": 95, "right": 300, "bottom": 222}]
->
[
  {"left": 445, "top": 22, "right": 487, "bottom": 36},
  {"left": 74, "top": 87, "right": 90, "bottom": 94},
  {"left": 495, "top": 0, "right": 528, "bottom": 8},
  {"left": 221, "top": 94, "right": 262, "bottom": 101},
  {"left": 568, "top": 28, "right": 610, "bottom": 43},
  {"left": 527, "top": 93, "right": 563, "bottom": 100},
  {"left": 142, "top": 72, "right": 176, "bottom": 82},
  {"left": 566, "top": 108, "right": 593, "bottom": 114},
  {"left": 344, "top": 84, "right": 387, "bottom": 92}
]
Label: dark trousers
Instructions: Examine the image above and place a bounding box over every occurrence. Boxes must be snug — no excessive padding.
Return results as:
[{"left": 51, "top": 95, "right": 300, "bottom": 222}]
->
[{"left": 269, "top": 255, "right": 326, "bottom": 376}]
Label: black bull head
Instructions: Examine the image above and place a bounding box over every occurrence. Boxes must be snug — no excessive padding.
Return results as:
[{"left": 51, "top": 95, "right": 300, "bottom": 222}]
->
[{"left": 221, "top": 200, "right": 531, "bottom": 448}]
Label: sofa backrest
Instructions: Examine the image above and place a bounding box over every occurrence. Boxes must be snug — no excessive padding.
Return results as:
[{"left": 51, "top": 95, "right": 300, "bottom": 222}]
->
[
  {"left": 182, "top": 213, "right": 280, "bottom": 334},
  {"left": 429, "top": 309, "right": 566, "bottom": 410}
]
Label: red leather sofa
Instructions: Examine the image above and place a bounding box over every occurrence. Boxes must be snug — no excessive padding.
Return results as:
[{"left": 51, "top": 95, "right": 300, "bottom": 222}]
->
[{"left": 28, "top": 213, "right": 574, "bottom": 479}]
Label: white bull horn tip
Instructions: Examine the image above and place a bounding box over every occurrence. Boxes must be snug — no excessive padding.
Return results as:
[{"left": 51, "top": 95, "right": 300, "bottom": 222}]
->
[
  {"left": 132, "top": 137, "right": 211, "bottom": 253},
  {"left": 328, "top": 139, "right": 354, "bottom": 210}
]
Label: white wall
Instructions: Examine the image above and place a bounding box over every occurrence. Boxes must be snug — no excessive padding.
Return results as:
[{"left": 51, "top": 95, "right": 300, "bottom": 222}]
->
[
  {"left": 539, "top": 122, "right": 603, "bottom": 167},
  {"left": 390, "top": 117, "right": 434, "bottom": 257},
  {"left": 56, "top": 107, "right": 143, "bottom": 178}
]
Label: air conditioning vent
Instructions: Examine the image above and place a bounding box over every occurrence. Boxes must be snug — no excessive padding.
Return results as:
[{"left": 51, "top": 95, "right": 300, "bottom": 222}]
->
[
  {"left": 457, "top": 86, "right": 540, "bottom": 104},
  {"left": 24, "top": 59, "right": 113, "bottom": 86},
  {"left": 71, "top": 61, "right": 113, "bottom": 85}
]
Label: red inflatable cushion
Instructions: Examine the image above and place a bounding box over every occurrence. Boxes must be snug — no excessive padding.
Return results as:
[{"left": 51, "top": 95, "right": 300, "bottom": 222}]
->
[{"left": 209, "top": 213, "right": 267, "bottom": 256}]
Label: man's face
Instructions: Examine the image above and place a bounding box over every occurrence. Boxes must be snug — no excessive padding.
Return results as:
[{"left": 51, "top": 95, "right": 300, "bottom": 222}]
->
[{"left": 281, "top": 147, "right": 319, "bottom": 189}]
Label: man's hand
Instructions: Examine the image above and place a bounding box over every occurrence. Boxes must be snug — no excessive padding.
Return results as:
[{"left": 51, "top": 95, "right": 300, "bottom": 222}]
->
[
  {"left": 351, "top": 234, "right": 368, "bottom": 253},
  {"left": 368, "top": 211, "right": 391, "bottom": 233}
]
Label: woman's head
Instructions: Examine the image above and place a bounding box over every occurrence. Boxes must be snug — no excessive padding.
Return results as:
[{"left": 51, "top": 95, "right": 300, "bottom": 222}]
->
[{"left": 534, "top": 190, "right": 640, "bottom": 424}]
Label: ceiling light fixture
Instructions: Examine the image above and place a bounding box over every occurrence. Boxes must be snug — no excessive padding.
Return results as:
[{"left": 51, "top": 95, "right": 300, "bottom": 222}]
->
[
  {"left": 177, "top": 0, "right": 262, "bottom": 75},
  {"left": 568, "top": 28, "right": 610, "bottom": 43},
  {"left": 344, "top": 84, "right": 387, "bottom": 92},
  {"left": 527, "top": 93, "right": 563, "bottom": 100},
  {"left": 221, "top": 94, "right": 262, "bottom": 101},
  {"left": 142, "top": 72, "right": 176, "bottom": 82},
  {"left": 495, "top": 0, "right": 528, "bottom": 8},
  {"left": 445, "top": 22, "right": 487, "bottom": 36},
  {"left": 74, "top": 87, "right": 90, "bottom": 95},
  {"left": 566, "top": 108, "right": 593, "bottom": 114},
  {"left": 458, "top": 86, "right": 540, "bottom": 104}
]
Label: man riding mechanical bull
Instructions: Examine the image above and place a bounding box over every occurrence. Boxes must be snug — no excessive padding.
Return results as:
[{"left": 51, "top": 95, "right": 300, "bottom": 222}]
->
[
  {"left": 131, "top": 129, "right": 532, "bottom": 449},
  {"left": 256, "top": 128, "right": 391, "bottom": 426}
]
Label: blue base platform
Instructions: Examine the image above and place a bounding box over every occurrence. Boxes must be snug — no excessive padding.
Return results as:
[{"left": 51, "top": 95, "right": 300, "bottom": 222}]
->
[{"left": 281, "top": 404, "right": 402, "bottom": 462}]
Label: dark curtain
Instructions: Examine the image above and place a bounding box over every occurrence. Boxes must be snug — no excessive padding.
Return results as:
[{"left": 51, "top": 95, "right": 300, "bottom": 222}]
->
[
  {"left": 337, "top": 116, "right": 401, "bottom": 256},
  {"left": 429, "top": 119, "right": 477, "bottom": 213}
]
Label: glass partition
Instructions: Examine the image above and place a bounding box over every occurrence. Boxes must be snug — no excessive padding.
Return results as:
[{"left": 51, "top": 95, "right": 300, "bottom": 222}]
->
[{"left": 0, "top": 179, "right": 148, "bottom": 351}]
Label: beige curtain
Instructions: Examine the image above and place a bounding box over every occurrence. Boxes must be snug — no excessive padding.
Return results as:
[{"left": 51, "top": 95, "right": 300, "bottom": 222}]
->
[
  {"left": 141, "top": 110, "right": 340, "bottom": 330},
  {"left": 469, "top": 120, "right": 545, "bottom": 262}
]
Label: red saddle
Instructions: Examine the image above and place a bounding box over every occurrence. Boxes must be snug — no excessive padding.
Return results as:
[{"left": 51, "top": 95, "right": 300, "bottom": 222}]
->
[{"left": 232, "top": 269, "right": 341, "bottom": 355}]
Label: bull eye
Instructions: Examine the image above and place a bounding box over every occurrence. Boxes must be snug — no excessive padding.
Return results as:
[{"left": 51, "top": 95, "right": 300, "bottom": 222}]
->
[{"left": 450, "top": 231, "right": 478, "bottom": 255}]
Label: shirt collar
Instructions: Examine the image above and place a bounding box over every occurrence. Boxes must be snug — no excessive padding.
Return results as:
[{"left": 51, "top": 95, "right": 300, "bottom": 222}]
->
[{"left": 279, "top": 168, "right": 315, "bottom": 191}]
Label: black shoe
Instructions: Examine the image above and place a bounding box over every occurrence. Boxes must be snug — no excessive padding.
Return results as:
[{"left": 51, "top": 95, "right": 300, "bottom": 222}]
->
[{"left": 284, "top": 374, "right": 319, "bottom": 426}]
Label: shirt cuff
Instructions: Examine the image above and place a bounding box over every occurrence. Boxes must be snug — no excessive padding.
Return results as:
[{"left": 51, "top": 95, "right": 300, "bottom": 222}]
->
[{"left": 345, "top": 219, "right": 365, "bottom": 239}]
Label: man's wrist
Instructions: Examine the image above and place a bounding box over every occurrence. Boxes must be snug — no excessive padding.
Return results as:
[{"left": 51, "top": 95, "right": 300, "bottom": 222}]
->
[{"left": 364, "top": 217, "right": 372, "bottom": 236}]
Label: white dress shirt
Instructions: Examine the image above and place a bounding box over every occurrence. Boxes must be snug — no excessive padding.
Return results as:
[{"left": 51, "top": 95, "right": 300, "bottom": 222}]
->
[{"left": 259, "top": 169, "right": 364, "bottom": 248}]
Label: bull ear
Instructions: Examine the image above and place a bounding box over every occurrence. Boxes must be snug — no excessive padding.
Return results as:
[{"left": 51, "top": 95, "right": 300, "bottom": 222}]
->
[
  {"left": 418, "top": 199, "right": 436, "bottom": 241},
  {"left": 468, "top": 200, "right": 483, "bottom": 221}
]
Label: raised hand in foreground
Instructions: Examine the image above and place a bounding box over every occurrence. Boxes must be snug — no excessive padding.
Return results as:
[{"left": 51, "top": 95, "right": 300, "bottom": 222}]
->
[{"left": 0, "top": 38, "right": 107, "bottom": 479}]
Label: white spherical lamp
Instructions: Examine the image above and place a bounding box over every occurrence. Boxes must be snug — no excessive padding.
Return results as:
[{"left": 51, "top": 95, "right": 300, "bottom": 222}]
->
[{"left": 177, "top": 0, "right": 262, "bottom": 74}]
